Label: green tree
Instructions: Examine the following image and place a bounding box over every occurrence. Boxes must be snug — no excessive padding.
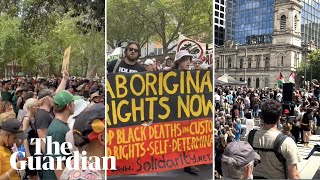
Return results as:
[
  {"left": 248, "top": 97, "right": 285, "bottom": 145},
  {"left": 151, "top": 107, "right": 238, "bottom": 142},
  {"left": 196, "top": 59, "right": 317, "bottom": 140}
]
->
[
  {"left": 107, "top": 0, "right": 212, "bottom": 55},
  {"left": 297, "top": 49, "right": 320, "bottom": 82}
]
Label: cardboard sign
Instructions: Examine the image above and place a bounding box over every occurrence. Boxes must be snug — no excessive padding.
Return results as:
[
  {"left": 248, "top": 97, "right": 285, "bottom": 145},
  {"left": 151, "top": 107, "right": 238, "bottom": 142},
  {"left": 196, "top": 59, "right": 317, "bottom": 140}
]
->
[
  {"left": 62, "top": 46, "right": 71, "bottom": 72},
  {"left": 106, "top": 70, "right": 213, "bottom": 175}
]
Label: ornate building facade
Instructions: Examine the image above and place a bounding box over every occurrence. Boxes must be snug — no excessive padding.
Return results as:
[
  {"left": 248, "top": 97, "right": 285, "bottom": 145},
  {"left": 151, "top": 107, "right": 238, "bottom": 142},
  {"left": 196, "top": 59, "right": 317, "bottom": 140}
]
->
[{"left": 215, "top": 0, "right": 316, "bottom": 88}]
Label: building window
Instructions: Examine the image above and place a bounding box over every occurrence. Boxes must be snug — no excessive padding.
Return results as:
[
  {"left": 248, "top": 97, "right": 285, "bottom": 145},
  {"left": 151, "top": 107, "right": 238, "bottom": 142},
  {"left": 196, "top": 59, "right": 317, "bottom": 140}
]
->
[
  {"left": 248, "top": 78, "right": 251, "bottom": 87},
  {"left": 265, "top": 78, "right": 269, "bottom": 87},
  {"left": 265, "top": 57, "right": 270, "bottom": 68},
  {"left": 240, "top": 59, "right": 243, "bottom": 68},
  {"left": 256, "top": 59, "right": 260, "bottom": 68},
  {"left": 248, "top": 58, "right": 252, "bottom": 68},
  {"left": 280, "top": 15, "right": 286, "bottom": 31},
  {"left": 154, "top": 48, "right": 163, "bottom": 55},
  {"left": 256, "top": 78, "right": 260, "bottom": 88},
  {"left": 228, "top": 58, "right": 232, "bottom": 68},
  {"left": 281, "top": 56, "right": 284, "bottom": 66},
  {"left": 294, "top": 15, "right": 298, "bottom": 31},
  {"left": 217, "top": 59, "right": 220, "bottom": 69}
]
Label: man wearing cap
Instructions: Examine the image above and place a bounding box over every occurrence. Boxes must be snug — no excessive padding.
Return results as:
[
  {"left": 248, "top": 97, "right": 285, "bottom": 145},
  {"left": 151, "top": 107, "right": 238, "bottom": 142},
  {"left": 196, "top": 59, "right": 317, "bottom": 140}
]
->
[
  {"left": 107, "top": 41, "right": 146, "bottom": 73},
  {"left": 143, "top": 59, "right": 154, "bottom": 72},
  {"left": 221, "top": 141, "right": 260, "bottom": 179},
  {"left": 246, "top": 99, "right": 301, "bottom": 179},
  {"left": 35, "top": 71, "right": 69, "bottom": 155},
  {"left": 163, "top": 56, "right": 173, "bottom": 71},
  {"left": 0, "top": 118, "right": 26, "bottom": 180},
  {"left": 60, "top": 104, "right": 105, "bottom": 179},
  {"left": 89, "top": 91, "right": 101, "bottom": 107},
  {"left": 42, "top": 90, "right": 79, "bottom": 179}
]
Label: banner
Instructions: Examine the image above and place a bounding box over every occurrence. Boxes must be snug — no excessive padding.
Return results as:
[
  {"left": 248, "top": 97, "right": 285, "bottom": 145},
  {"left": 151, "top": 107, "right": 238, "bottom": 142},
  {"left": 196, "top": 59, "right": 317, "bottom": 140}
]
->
[
  {"left": 62, "top": 46, "right": 71, "bottom": 72},
  {"left": 107, "top": 47, "right": 122, "bottom": 62},
  {"left": 176, "top": 34, "right": 213, "bottom": 64},
  {"left": 106, "top": 70, "right": 213, "bottom": 175}
]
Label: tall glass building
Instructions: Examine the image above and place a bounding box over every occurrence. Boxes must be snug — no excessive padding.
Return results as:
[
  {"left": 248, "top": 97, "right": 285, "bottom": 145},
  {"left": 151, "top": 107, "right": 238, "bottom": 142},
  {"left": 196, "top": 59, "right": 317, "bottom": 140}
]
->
[
  {"left": 301, "top": 0, "right": 320, "bottom": 46},
  {"left": 226, "top": 0, "right": 320, "bottom": 47},
  {"left": 214, "top": 0, "right": 226, "bottom": 45}
]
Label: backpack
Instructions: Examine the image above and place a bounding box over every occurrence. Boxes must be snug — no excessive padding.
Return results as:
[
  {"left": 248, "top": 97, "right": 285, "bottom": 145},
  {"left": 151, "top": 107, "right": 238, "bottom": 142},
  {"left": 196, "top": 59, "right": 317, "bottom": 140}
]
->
[
  {"left": 112, "top": 59, "right": 122, "bottom": 73},
  {"left": 248, "top": 129, "right": 288, "bottom": 179}
]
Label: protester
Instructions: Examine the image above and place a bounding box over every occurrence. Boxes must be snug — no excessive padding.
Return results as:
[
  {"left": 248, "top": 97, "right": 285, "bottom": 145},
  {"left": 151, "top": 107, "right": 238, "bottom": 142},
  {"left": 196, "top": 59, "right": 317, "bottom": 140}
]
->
[
  {"left": 42, "top": 90, "right": 79, "bottom": 179},
  {"left": 247, "top": 99, "right": 300, "bottom": 179},
  {"left": 89, "top": 91, "right": 101, "bottom": 107},
  {"left": 301, "top": 107, "right": 313, "bottom": 147},
  {"left": 172, "top": 50, "right": 192, "bottom": 71},
  {"left": 61, "top": 103, "right": 105, "bottom": 179},
  {"left": 66, "top": 98, "right": 90, "bottom": 153},
  {"left": 193, "top": 58, "right": 202, "bottom": 70},
  {"left": 0, "top": 118, "right": 26, "bottom": 180},
  {"left": 221, "top": 141, "right": 260, "bottom": 179},
  {"left": 143, "top": 59, "right": 154, "bottom": 72},
  {"left": 21, "top": 98, "right": 39, "bottom": 180},
  {"left": 163, "top": 56, "right": 173, "bottom": 70},
  {"left": 107, "top": 41, "right": 146, "bottom": 73}
]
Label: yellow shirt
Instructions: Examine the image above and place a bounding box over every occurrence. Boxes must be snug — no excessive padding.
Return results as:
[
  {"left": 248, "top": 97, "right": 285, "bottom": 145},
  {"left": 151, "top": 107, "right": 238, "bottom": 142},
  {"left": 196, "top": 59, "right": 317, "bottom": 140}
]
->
[{"left": 0, "top": 146, "right": 20, "bottom": 179}]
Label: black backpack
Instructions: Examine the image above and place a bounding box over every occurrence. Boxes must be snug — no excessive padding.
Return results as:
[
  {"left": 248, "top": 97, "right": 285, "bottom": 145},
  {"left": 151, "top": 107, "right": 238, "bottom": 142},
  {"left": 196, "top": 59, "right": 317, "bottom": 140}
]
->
[{"left": 248, "top": 129, "right": 288, "bottom": 179}]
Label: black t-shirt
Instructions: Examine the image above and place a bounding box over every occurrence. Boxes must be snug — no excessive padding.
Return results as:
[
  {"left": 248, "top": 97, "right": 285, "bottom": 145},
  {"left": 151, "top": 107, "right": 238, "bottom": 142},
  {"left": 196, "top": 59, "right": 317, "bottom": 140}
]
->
[
  {"left": 107, "top": 59, "right": 146, "bottom": 73},
  {"left": 35, "top": 109, "right": 53, "bottom": 130}
]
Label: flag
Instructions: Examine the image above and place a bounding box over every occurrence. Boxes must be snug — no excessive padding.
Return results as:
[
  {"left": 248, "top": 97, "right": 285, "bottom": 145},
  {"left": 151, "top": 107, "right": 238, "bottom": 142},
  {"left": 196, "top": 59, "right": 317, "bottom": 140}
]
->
[
  {"left": 289, "top": 71, "right": 295, "bottom": 84},
  {"left": 278, "top": 72, "right": 284, "bottom": 87}
]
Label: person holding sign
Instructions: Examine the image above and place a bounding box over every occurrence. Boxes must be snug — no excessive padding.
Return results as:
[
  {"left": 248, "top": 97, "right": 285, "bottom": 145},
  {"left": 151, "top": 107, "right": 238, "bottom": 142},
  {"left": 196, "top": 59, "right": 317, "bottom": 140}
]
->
[
  {"left": 172, "top": 50, "right": 193, "bottom": 71},
  {"left": 171, "top": 50, "right": 201, "bottom": 174},
  {"left": 107, "top": 42, "right": 146, "bottom": 73}
]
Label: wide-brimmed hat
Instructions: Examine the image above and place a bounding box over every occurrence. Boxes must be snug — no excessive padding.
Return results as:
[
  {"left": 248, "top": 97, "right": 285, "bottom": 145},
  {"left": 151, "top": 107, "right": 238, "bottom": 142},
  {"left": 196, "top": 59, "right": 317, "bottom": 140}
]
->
[{"left": 175, "top": 50, "right": 192, "bottom": 61}]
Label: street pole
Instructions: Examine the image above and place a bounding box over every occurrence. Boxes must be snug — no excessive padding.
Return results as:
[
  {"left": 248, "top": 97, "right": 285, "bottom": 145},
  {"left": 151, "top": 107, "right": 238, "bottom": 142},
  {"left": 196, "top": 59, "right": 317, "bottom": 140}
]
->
[
  {"left": 304, "top": 44, "right": 307, "bottom": 89},
  {"left": 245, "top": 47, "right": 247, "bottom": 86},
  {"left": 223, "top": 52, "right": 226, "bottom": 74}
]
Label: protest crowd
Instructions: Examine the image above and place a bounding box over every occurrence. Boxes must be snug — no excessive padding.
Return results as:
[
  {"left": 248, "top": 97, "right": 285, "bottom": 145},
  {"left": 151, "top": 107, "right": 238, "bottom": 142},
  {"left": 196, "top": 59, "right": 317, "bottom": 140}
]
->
[
  {"left": 215, "top": 80, "right": 320, "bottom": 179},
  {"left": 0, "top": 70, "right": 106, "bottom": 180}
]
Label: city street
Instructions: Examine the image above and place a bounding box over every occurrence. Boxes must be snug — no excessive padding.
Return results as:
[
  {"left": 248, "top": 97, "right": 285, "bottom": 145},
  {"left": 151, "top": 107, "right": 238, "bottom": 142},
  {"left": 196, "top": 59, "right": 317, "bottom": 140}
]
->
[{"left": 107, "top": 164, "right": 213, "bottom": 180}]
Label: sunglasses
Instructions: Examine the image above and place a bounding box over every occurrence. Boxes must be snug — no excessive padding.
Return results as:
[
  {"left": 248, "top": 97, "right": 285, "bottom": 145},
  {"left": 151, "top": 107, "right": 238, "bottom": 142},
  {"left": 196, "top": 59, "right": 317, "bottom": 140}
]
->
[{"left": 128, "top": 47, "right": 139, "bottom": 53}]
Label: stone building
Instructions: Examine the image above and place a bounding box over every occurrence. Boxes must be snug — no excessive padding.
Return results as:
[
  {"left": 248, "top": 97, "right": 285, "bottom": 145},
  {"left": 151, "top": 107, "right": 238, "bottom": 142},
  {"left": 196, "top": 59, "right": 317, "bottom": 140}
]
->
[{"left": 215, "top": 0, "right": 316, "bottom": 88}]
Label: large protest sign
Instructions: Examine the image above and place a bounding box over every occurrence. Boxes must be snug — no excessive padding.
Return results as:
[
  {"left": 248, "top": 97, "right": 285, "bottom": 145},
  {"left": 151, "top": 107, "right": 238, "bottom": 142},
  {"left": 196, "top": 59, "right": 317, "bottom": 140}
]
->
[
  {"left": 106, "top": 70, "right": 213, "bottom": 175},
  {"left": 62, "top": 45, "right": 71, "bottom": 72},
  {"left": 176, "top": 34, "right": 213, "bottom": 64}
]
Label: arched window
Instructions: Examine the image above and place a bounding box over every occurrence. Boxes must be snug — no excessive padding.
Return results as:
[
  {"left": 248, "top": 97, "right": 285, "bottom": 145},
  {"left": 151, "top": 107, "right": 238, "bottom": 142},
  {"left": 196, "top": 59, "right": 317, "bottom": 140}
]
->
[
  {"left": 265, "top": 57, "right": 270, "bottom": 68},
  {"left": 240, "top": 59, "right": 244, "bottom": 68},
  {"left": 248, "top": 78, "right": 251, "bottom": 87},
  {"left": 265, "top": 78, "right": 269, "bottom": 87},
  {"left": 228, "top": 58, "right": 232, "bottom": 68},
  {"left": 256, "top": 78, "right": 260, "bottom": 88},
  {"left": 294, "top": 15, "right": 298, "bottom": 31},
  {"left": 280, "top": 15, "right": 286, "bottom": 31},
  {"left": 248, "top": 58, "right": 252, "bottom": 68},
  {"left": 281, "top": 56, "right": 284, "bottom": 66}
]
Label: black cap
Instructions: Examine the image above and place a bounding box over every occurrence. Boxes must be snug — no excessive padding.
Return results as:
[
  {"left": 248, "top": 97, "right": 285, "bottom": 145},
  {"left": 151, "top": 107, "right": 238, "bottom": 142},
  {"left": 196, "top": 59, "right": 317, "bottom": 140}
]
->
[
  {"left": 38, "top": 89, "right": 55, "bottom": 99},
  {"left": 0, "top": 118, "right": 27, "bottom": 140},
  {"left": 73, "top": 103, "right": 105, "bottom": 148}
]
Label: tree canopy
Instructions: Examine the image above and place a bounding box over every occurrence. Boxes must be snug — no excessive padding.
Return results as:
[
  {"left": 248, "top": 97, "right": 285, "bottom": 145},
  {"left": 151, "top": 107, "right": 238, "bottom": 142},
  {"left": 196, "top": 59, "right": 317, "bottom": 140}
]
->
[
  {"left": 0, "top": 0, "right": 104, "bottom": 78},
  {"left": 107, "top": 0, "right": 212, "bottom": 55}
]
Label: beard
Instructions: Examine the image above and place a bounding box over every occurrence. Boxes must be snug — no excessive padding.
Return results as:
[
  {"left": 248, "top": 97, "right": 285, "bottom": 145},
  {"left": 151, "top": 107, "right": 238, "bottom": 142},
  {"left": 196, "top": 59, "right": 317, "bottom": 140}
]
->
[{"left": 126, "top": 53, "right": 138, "bottom": 62}]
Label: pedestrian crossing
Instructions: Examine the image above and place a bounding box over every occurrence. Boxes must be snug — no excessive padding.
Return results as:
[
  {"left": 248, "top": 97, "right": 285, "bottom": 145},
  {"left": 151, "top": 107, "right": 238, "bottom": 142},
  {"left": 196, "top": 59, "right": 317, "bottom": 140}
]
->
[{"left": 297, "top": 135, "right": 320, "bottom": 179}]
